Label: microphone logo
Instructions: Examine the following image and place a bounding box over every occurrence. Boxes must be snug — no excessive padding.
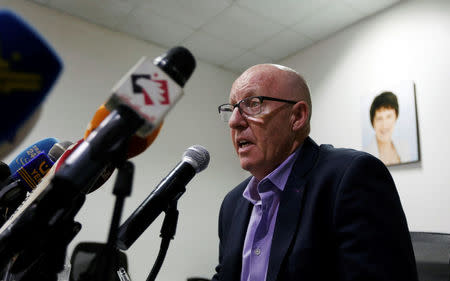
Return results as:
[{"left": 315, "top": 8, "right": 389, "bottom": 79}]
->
[
  {"left": 16, "top": 145, "right": 43, "bottom": 167},
  {"left": 0, "top": 45, "right": 42, "bottom": 94},
  {"left": 16, "top": 152, "right": 53, "bottom": 189},
  {"left": 131, "top": 74, "right": 170, "bottom": 106},
  {"left": 109, "top": 56, "right": 185, "bottom": 135}
]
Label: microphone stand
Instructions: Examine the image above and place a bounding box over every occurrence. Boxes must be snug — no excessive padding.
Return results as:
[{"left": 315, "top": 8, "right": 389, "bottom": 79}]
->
[
  {"left": 146, "top": 200, "right": 179, "bottom": 281},
  {"left": 106, "top": 160, "right": 134, "bottom": 272},
  {"left": 82, "top": 160, "right": 134, "bottom": 280}
]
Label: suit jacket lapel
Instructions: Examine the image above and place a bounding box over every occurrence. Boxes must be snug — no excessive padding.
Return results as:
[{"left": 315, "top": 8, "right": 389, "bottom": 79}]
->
[
  {"left": 266, "top": 137, "right": 320, "bottom": 281},
  {"left": 222, "top": 182, "right": 252, "bottom": 281}
]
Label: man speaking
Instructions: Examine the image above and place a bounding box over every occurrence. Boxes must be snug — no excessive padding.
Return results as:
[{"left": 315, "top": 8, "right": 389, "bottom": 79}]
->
[{"left": 212, "top": 64, "right": 417, "bottom": 281}]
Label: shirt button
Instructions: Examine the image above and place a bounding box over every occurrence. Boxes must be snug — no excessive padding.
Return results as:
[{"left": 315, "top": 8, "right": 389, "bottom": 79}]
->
[{"left": 254, "top": 248, "right": 261, "bottom": 256}]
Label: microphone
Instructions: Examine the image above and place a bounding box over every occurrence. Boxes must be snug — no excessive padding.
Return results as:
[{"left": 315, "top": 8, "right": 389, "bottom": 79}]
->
[
  {"left": 48, "top": 141, "right": 73, "bottom": 162},
  {"left": 0, "top": 162, "right": 11, "bottom": 183},
  {"left": 7, "top": 137, "right": 59, "bottom": 174},
  {"left": 56, "top": 46, "right": 196, "bottom": 193},
  {"left": 0, "top": 46, "right": 196, "bottom": 270},
  {"left": 79, "top": 103, "right": 163, "bottom": 193},
  {"left": 10, "top": 152, "right": 53, "bottom": 192},
  {"left": 0, "top": 138, "right": 62, "bottom": 209},
  {"left": 5, "top": 140, "right": 70, "bottom": 190},
  {"left": 116, "top": 145, "right": 210, "bottom": 250},
  {"left": 0, "top": 162, "right": 11, "bottom": 225},
  {"left": 0, "top": 152, "right": 54, "bottom": 221},
  {"left": 1, "top": 140, "right": 77, "bottom": 220},
  {"left": 0, "top": 141, "right": 72, "bottom": 222},
  {"left": 53, "top": 139, "right": 112, "bottom": 194},
  {"left": 8, "top": 140, "right": 71, "bottom": 191},
  {"left": 84, "top": 104, "right": 163, "bottom": 159},
  {"left": 0, "top": 10, "right": 63, "bottom": 159}
]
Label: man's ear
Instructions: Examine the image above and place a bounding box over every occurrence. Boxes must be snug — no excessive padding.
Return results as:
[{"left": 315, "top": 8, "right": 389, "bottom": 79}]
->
[{"left": 291, "top": 101, "right": 309, "bottom": 131}]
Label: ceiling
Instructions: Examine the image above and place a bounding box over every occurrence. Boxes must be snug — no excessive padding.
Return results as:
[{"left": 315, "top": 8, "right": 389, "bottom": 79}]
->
[{"left": 30, "top": 0, "right": 402, "bottom": 73}]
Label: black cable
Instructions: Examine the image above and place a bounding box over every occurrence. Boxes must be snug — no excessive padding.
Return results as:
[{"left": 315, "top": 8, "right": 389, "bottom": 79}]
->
[{"left": 146, "top": 202, "right": 179, "bottom": 281}]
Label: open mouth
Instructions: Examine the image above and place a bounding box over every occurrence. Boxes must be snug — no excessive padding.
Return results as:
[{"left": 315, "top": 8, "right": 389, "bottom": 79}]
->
[{"left": 238, "top": 140, "right": 252, "bottom": 148}]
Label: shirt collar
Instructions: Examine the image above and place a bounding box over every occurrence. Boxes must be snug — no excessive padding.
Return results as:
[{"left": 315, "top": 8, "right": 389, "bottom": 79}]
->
[{"left": 243, "top": 145, "right": 302, "bottom": 204}]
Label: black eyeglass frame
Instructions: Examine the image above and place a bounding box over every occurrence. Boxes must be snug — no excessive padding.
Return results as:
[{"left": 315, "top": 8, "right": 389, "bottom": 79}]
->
[{"left": 218, "top": 96, "right": 298, "bottom": 119}]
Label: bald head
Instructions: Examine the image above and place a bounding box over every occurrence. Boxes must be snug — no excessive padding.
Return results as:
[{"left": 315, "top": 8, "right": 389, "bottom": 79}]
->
[
  {"left": 235, "top": 64, "right": 311, "bottom": 115},
  {"left": 232, "top": 64, "right": 312, "bottom": 132}
]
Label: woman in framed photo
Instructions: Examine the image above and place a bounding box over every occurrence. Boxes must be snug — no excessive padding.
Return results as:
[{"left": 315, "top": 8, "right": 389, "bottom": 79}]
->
[{"left": 365, "top": 91, "right": 411, "bottom": 165}]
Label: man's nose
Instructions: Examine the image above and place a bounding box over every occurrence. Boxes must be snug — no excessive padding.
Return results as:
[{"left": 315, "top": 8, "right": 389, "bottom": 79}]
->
[{"left": 229, "top": 107, "right": 247, "bottom": 129}]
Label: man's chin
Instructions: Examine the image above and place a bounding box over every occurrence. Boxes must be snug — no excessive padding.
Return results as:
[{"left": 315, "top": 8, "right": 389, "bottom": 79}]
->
[
  {"left": 239, "top": 158, "right": 265, "bottom": 178},
  {"left": 239, "top": 158, "right": 255, "bottom": 173},
  {"left": 240, "top": 161, "right": 252, "bottom": 172}
]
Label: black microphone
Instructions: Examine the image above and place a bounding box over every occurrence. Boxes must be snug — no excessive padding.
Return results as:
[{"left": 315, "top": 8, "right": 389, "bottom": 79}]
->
[
  {"left": 0, "top": 162, "right": 11, "bottom": 226},
  {"left": 0, "top": 162, "right": 11, "bottom": 184},
  {"left": 116, "top": 145, "right": 210, "bottom": 250}
]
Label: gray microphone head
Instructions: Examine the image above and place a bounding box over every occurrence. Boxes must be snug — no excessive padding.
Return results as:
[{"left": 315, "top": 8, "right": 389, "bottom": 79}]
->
[
  {"left": 182, "top": 145, "right": 210, "bottom": 173},
  {"left": 48, "top": 141, "right": 73, "bottom": 162}
]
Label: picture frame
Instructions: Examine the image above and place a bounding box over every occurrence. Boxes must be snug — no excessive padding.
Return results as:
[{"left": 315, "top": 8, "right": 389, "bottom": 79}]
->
[{"left": 360, "top": 81, "right": 420, "bottom": 166}]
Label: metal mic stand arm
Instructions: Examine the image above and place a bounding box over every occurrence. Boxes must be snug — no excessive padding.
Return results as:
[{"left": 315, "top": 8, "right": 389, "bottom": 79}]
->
[
  {"left": 146, "top": 200, "right": 179, "bottom": 281},
  {"left": 105, "top": 160, "right": 134, "bottom": 275}
]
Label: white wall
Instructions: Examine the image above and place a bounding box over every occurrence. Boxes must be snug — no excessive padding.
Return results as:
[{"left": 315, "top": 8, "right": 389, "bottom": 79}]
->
[
  {"left": 1, "top": 0, "right": 244, "bottom": 280},
  {"left": 4, "top": 0, "right": 450, "bottom": 279},
  {"left": 281, "top": 0, "right": 450, "bottom": 233}
]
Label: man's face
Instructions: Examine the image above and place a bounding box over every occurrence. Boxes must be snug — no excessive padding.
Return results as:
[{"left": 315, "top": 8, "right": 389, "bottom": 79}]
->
[
  {"left": 228, "top": 66, "right": 297, "bottom": 180},
  {"left": 373, "top": 107, "right": 397, "bottom": 144}
]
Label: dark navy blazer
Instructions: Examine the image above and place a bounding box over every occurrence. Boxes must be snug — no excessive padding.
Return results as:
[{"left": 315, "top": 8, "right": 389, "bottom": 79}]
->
[{"left": 212, "top": 137, "right": 418, "bottom": 281}]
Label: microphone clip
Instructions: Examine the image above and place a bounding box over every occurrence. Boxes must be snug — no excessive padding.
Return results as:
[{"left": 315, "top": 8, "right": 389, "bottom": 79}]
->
[{"left": 160, "top": 201, "right": 179, "bottom": 241}]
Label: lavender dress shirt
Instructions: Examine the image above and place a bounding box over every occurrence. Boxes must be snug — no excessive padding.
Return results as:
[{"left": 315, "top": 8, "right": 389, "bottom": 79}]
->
[{"left": 240, "top": 148, "right": 300, "bottom": 281}]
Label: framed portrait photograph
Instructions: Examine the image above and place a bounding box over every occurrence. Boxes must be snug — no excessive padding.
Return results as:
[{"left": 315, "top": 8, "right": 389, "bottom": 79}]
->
[{"left": 360, "top": 81, "right": 420, "bottom": 166}]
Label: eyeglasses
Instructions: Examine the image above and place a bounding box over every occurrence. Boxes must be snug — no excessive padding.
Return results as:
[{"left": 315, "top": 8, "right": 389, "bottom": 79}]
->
[{"left": 218, "top": 96, "right": 298, "bottom": 122}]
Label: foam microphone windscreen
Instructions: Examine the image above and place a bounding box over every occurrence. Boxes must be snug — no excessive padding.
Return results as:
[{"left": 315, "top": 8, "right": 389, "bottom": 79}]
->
[
  {"left": 84, "top": 104, "right": 163, "bottom": 159},
  {"left": 8, "top": 137, "right": 59, "bottom": 174},
  {"left": 0, "top": 10, "right": 63, "bottom": 158}
]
